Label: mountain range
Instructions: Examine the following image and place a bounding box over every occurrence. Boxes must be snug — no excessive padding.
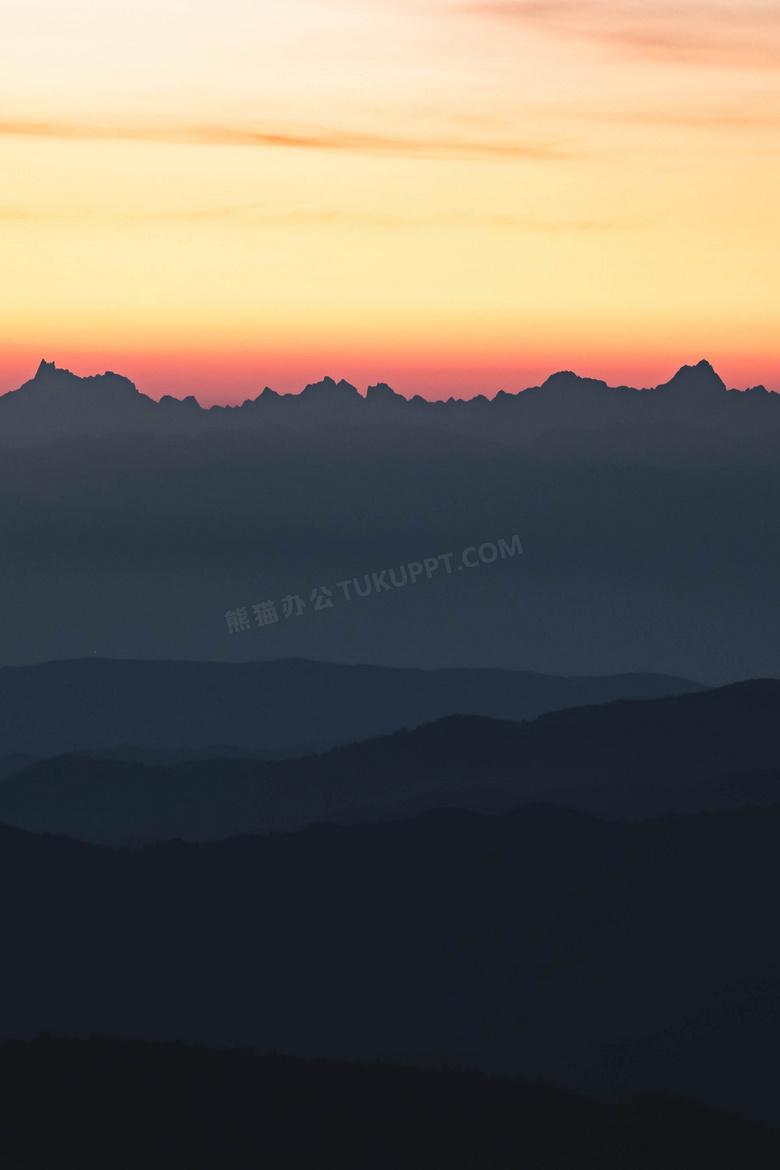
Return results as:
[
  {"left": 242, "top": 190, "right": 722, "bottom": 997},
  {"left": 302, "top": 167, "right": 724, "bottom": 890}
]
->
[
  {"left": 2, "top": 358, "right": 780, "bottom": 680},
  {"left": 1, "top": 801, "right": 777, "bottom": 1125},
  {"left": 0, "top": 675, "right": 776, "bottom": 843},
  {"left": 2, "top": 356, "right": 778, "bottom": 1141},
  {"left": 0, "top": 657, "right": 702, "bottom": 758},
  {"left": 1, "top": 358, "right": 778, "bottom": 453}
]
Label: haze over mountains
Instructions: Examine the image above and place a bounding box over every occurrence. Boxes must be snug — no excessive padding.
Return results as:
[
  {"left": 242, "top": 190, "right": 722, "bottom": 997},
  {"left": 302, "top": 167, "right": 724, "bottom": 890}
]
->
[
  {"left": 1, "top": 357, "right": 778, "bottom": 1154},
  {"left": 0, "top": 677, "right": 776, "bottom": 844},
  {"left": 1, "top": 358, "right": 779, "bottom": 680},
  {"left": 0, "top": 657, "right": 702, "bottom": 759}
]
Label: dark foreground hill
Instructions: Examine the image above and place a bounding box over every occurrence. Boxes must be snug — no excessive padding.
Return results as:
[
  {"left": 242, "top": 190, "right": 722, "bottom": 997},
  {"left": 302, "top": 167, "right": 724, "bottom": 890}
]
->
[
  {"left": 1, "top": 1036, "right": 778, "bottom": 1170},
  {"left": 1, "top": 804, "right": 778, "bottom": 1124},
  {"left": 0, "top": 678, "right": 775, "bottom": 843},
  {"left": 0, "top": 657, "right": 702, "bottom": 758}
]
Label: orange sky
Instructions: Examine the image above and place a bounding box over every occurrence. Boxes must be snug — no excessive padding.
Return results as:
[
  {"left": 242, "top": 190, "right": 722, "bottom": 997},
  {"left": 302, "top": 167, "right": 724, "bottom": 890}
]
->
[{"left": 1, "top": 1, "right": 779, "bottom": 402}]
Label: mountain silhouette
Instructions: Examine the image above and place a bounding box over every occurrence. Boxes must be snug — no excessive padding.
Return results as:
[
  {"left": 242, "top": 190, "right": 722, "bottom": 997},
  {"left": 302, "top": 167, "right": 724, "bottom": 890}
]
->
[
  {"left": 2, "top": 1035, "right": 778, "bottom": 1169},
  {"left": 0, "top": 657, "right": 703, "bottom": 758},
  {"left": 0, "top": 802, "right": 778, "bottom": 1124},
  {"left": 0, "top": 358, "right": 777, "bottom": 449},
  {"left": 3, "top": 354, "right": 777, "bottom": 1160},
  {"left": 0, "top": 677, "right": 776, "bottom": 844},
  {"left": 656, "top": 359, "right": 727, "bottom": 396},
  {"left": 2, "top": 360, "right": 780, "bottom": 679}
]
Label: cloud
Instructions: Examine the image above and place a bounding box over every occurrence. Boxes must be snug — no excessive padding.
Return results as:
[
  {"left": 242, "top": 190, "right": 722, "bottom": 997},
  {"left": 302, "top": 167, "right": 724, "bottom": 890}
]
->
[
  {"left": 161, "top": 207, "right": 647, "bottom": 231},
  {"left": 468, "top": 1, "right": 780, "bottom": 68},
  {"left": 563, "top": 103, "right": 780, "bottom": 131},
  {"left": 0, "top": 117, "right": 571, "bottom": 161},
  {"left": 0, "top": 202, "right": 646, "bottom": 232}
]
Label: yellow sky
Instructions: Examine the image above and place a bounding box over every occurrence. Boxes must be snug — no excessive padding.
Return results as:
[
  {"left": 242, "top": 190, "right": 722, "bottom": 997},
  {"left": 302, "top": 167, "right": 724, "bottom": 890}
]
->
[{"left": 1, "top": 0, "right": 779, "bottom": 398}]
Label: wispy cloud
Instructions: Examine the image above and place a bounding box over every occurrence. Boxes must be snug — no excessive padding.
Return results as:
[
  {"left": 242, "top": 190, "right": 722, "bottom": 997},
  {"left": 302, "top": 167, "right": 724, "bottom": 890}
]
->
[
  {"left": 560, "top": 102, "right": 780, "bottom": 130},
  {"left": 468, "top": 1, "right": 780, "bottom": 68},
  {"left": 158, "top": 207, "right": 648, "bottom": 231},
  {"left": 0, "top": 202, "right": 646, "bottom": 231},
  {"left": 0, "top": 117, "right": 571, "bottom": 161}
]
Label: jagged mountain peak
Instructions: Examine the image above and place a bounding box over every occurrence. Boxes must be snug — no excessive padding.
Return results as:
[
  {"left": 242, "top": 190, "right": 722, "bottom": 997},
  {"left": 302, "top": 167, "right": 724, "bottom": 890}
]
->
[
  {"left": 299, "top": 376, "right": 362, "bottom": 400},
  {"left": 25, "top": 360, "right": 140, "bottom": 397},
  {"left": 0, "top": 357, "right": 776, "bottom": 450},
  {"left": 656, "top": 359, "right": 727, "bottom": 395}
]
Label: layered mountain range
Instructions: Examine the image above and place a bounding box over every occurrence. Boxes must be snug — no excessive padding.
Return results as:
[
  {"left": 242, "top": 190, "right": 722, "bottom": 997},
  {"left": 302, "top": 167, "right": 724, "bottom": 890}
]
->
[
  {"left": 2, "top": 801, "right": 778, "bottom": 1125},
  {"left": 1, "top": 358, "right": 778, "bottom": 1135},
  {"left": 0, "top": 674, "right": 776, "bottom": 844},
  {"left": 0, "top": 657, "right": 702, "bottom": 758}
]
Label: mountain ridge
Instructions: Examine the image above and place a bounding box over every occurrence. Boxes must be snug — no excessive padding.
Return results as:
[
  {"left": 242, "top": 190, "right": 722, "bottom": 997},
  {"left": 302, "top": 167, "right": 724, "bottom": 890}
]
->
[
  {"left": 0, "top": 676, "right": 775, "bottom": 844},
  {"left": 0, "top": 657, "right": 704, "bottom": 758},
  {"left": 3, "top": 1035, "right": 778, "bottom": 1168},
  {"left": 1, "top": 358, "right": 777, "bottom": 448},
  {"left": 1, "top": 803, "right": 778, "bottom": 1124},
  {"left": 8, "top": 356, "right": 772, "bottom": 408}
]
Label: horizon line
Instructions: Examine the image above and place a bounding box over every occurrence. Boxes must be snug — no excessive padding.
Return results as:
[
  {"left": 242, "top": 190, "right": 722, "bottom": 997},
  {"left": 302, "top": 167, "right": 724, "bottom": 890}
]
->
[{"left": 10, "top": 357, "right": 775, "bottom": 407}]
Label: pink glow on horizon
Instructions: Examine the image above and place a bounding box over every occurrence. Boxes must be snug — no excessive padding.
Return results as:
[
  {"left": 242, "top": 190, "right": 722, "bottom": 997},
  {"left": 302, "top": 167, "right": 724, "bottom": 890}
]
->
[{"left": 0, "top": 349, "right": 778, "bottom": 406}]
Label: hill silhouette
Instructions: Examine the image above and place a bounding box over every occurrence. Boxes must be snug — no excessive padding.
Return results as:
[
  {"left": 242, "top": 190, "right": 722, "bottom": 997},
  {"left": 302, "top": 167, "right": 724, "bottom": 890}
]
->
[
  {"left": 1, "top": 1035, "right": 778, "bottom": 1169},
  {"left": 0, "top": 657, "right": 702, "bottom": 758},
  {"left": 3, "top": 357, "right": 777, "bottom": 1154},
  {"left": 0, "top": 803, "right": 777, "bottom": 1124},
  {"left": 0, "top": 678, "right": 776, "bottom": 843}
]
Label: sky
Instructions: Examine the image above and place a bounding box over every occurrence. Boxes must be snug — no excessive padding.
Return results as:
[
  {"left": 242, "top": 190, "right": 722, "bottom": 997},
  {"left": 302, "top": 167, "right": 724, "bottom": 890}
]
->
[{"left": 1, "top": 0, "right": 779, "bottom": 402}]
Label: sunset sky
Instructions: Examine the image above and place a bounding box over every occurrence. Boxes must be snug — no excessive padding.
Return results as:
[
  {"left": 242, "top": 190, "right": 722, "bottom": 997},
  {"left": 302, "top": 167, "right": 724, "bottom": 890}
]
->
[{"left": 1, "top": 0, "right": 779, "bottom": 402}]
